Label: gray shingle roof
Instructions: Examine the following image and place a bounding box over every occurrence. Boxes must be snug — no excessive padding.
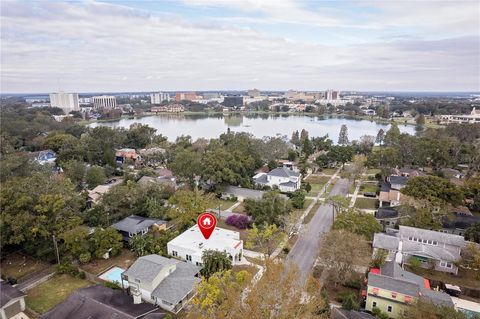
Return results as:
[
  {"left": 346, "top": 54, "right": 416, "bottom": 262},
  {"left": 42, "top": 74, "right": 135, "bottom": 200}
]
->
[
  {"left": 151, "top": 262, "right": 201, "bottom": 304},
  {"left": 368, "top": 273, "right": 420, "bottom": 296},
  {"left": 41, "top": 285, "right": 161, "bottom": 319},
  {"left": 253, "top": 174, "right": 268, "bottom": 185},
  {"left": 123, "top": 255, "right": 177, "bottom": 283},
  {"left": 0, "top": 282, "right": 25, "bottom": 307},
  {"left": 268, "top": 167, "right": 300, "bottom": 178},
  {"left": 399, "top": 226, "right": 465, "bottom": 247},
  {"left": 389, "top": 175, "right": 409, "bottom": 187},
  {"left": 111, "top": 215, "right": 165, "bottom": 234},
  {"left": 279, "top": 181, "right": 297, "bottom": 187},
  {"left": 373, "top": 233, "right": 399, "bottom": 251},
  {"left": 376, "top": 207, "right": 399, "bottom": 219}
]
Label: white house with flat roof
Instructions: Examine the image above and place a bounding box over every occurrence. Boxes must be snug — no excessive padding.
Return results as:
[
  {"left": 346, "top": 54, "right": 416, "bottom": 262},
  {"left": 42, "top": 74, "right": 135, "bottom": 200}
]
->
[{"left": 167, "top": 225, "right": 243, "bottom": 266}]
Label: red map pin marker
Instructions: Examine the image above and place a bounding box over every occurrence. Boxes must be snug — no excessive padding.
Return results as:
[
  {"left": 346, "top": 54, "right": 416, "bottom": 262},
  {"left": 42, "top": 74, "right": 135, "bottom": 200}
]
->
[{"left": 197, "top": 212, "right": 217, "bottom": 240}]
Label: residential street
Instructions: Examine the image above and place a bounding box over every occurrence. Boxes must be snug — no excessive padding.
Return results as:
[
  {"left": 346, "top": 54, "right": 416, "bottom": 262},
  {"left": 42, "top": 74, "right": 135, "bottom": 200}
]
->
[{"left": 287, "top": 178, "right": 350, "bottom": 277}]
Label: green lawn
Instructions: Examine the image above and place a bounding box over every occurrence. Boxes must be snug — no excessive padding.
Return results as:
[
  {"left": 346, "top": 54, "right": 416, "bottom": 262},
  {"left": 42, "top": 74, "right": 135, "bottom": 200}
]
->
[
  {"left": 303, "top": 201, "right": 322, "bottom": 224},
  {"left": 366, "top": 168, "right": 381, "bottom": 175},
  {"left": 206, "top": 197, "right": 234, "bottom": 210},
  {"left": 317, "top": 167, "right": 338, "bottom": 175},
  {"left": 354, "top": 198, "right": 379, "bottom": 210},
  {"left": 305, "top": 176, "right": 331, "bottom": 196},
  {"left": 26, "top": 274, "right": 92, "bottom": 314},
  {"left": 360, "top": 183, "right": 379, "bottom": 193},
  {"left": 81, "top": 248, "right": 136, "bottom": 275}
]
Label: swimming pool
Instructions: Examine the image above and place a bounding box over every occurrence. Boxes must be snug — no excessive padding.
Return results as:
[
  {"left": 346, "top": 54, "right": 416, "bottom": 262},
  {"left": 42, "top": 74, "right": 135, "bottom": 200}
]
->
[{"left": 99, "top": 266, "right": 129, "bottom": 287}]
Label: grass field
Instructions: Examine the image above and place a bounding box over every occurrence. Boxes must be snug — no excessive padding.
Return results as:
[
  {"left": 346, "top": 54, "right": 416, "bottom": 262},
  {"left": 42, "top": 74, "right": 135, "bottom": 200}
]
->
[
  {"left": 354, "top": 198, "right": 379, "bottom": 210},
  {"left": 206, "top": 197, "right": 234, "bottom": 210},
  {"left": 360, "top": 182, "right": 379, "bottom": 193},
  {"left": 26, "top": 274, "right": 91, "bottom": 314},
  {"left": 317, "top": 167, "right": 338, "bottom": 175},
  {"left": 305, "top": 175, "right": 331, "bottom": 196},
  {"left": 302, "top": 201, "right": 322, "bottom": 224}
]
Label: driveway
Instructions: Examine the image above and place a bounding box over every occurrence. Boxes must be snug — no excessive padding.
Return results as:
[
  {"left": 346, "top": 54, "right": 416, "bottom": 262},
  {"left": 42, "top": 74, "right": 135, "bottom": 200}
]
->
[{"left": 286, "top": 178, "right": 350, "bottom": 278}]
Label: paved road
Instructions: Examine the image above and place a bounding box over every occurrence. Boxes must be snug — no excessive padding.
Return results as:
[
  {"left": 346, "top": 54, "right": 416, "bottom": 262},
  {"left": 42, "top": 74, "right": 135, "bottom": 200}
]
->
[{"left": 286, "top": 178, "right": 350, "bottom": 277}]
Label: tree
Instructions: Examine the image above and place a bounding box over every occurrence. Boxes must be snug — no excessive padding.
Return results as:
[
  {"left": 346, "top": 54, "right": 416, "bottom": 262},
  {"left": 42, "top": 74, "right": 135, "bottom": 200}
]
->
[
  {"left": 188, "top": 270, "right": 249, "bottom": 319},
  {"left": 60, "top": 226, "right": 90, "bottom": 259},
  {"left": 168, "top": 189, "right": 212, "bottom": 228},
  {"left": 245, "top": 224, "right": 285, "bottom": 259},
  {"left": 126, "top": 124, "right": 156, "bottom": 148},
  {"left": 0, "top": 173, "right": 82, "bottom": 254},
  {"left": 300, "top": 129, "right": 309, "bottom": 142},
  {"left": 200, "top": 250, "right": 233, "bottom": 279},
  {"left": 89, "top": 227, "right": 123, "bottom": 258},
  {"left": 168, "top": 148, "right": 202, "bottom": 185},
  {"left": 63, "top": 160, "right": 85, "bottom": 189},
  {"left": 327, "top": 145, "right": 354, "bottom": 168},
  {"left": 287, "top": 149, "right": 297, "bottom": 161},
  {"left": 319, "top": 230, "right": 369, "bottom": 287},
  {"left": 86, "top": 165, "right": 106, "bottom": 188},
  {"left": 341, "top": 292, "right": 359, "bottom": 310},
  {"left": 461, "top": 243, "right": 480, "bottom": 279},
  {"left": 338, "top": 124, "right": 349, "bottom": 145},
  {"left": 384, "top": 122, "right": 401, "bottom": 147},
  {"left": 376, "top": 129, "right": 385, "bottom": 145},
  {"left": 305, "top": 182, "right": 312, "bottom": 193},
  {"left": 290, "top": 190, "right": 306, "bottom": 209},
  {"left": 465, "top": 222, "right": 480, "bottom": 243},
  {"left": 415, "top": 114, "right": 426, "bottom": 125},
  {"left": 130, "top": 231, "right": 179, "bottom": 257},
  {"left": 401, "top": 176, "right": 464, "bottom": 206},
  {"left": 397, "top": 202, "right": 444, "bottom": 230},
  {"left": 371, "top": 249, "right": 388, "bottom": 268},
  {"left": 291, "top": 130, "right": 300, "bottom": 146},
  {"left": 333, "top": 208, "right": 382, "bottom": 240},
  {"left": 244, "top": 191, "right": 292, "bottom": 226},
  {"left": 400, "top": 298, "right": 467, "bottom": 319}
]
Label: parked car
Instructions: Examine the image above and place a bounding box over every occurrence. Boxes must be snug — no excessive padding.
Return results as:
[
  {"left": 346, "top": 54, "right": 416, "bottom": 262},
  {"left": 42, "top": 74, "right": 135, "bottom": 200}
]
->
[{"left": 364, "top": 192, "right": 376, "bottom": 198}]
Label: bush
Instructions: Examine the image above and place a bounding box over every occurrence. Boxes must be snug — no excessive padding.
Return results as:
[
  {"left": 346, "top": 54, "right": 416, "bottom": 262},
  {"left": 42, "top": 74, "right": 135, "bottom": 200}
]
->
[
  {"left": 282, "top": 246, "right": 290, "bottom": 254},
  {"left": 77, "top": 271, "right": 86, "bottom": 279},
  {"left": 79, "top": 252, "right": 92, "bottom": 264},
  {"left": 7, "top": 277, "right": 17, "bottom": 285},
  {"left": 104, "top": 281, "right": 122, "bottom": 290},
  {"left": 225, "top": 214, "right": 252, "bottom": 229},
  {"left": 56, "top": 262, "right": 80, "bottom": 277}
]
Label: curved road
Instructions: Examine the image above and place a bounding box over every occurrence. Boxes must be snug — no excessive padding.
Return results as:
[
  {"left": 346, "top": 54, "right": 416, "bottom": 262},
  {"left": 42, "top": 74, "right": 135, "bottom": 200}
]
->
[{"left": 286, "top": 178, "right": 350, "bottom": 277}]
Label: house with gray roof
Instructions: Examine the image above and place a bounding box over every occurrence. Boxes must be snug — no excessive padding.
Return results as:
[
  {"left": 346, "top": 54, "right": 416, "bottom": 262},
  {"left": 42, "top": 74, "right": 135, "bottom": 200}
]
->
[
  {"left": 221, "top": 185, "right": 265, "bottom": 201},
  {"left": 0, "top": 281, "right": 26, "bottom": 319},
  {"left": 373, "top": 226, "right": 466, "bottom": 274},
  {"left": 366, "top": 261, "right": 453, "bottom": 318},
  {"left": 121, "top": 255, "right": 200, "bottom": 314},
  {"left": 112, "top": 215, "right": 166, "bottom": 241},
  {"left": 253, "top": 167, "right": 301, "bottom": 193}
]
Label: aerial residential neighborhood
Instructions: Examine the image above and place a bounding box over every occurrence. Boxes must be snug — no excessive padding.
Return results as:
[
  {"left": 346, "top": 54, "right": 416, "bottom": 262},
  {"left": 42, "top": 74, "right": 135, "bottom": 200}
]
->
[{"left": 1, "top": 1, "right": 480, "bottom": 319}]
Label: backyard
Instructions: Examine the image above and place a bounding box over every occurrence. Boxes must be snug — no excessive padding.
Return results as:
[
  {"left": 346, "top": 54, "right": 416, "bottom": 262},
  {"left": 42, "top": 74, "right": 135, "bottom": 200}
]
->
[
  {"left": 206, "top": 197, "right": 234, "bottom": 210},
  {"left": 25, "top": 274, "right": 91, "bottom": 314},
  {"left": 81, "top": 248, "right": 136, "bottom": 275},
  {"left": 0, "top": 253, "right": 51, "bottom": 282},
  {"left": 360, "top": 182, "right": 379, "bottom": 194},
  {"left": 305, "top": 175, "right": 331, "bottom": 196}
]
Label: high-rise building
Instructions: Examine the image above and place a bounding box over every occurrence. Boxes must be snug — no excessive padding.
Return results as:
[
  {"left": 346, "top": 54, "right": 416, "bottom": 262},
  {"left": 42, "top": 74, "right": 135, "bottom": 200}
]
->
[
  {"left": 150, "top": 92, "right": 170, "bottom": 104},
  {"left": 92, "top": 95, "right": 117, "bottom": 109},
  {"left": 325, "top": 90, "right": 339, "bottom": 100},
  {"left": 49, "top": 92, "right": 80, "bottom": 113},
  {"left": 175, "top": 92, "right": 197, "bottom": 101},
  {"left": 223, "top": 96, "right": 244, "bottom": 107}
]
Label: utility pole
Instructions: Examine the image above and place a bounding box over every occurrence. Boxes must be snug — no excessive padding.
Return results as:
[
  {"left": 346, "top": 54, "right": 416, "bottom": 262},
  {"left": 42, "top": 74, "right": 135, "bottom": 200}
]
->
[{"left": 52, "top": 235, "right": 60, "bottom": 265}]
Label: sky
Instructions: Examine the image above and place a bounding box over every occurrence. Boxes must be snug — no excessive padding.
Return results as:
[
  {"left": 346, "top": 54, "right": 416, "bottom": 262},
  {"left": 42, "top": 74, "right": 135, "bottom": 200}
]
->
[{"left": 1, "top": 0, "right": 479, "bottom": 93}]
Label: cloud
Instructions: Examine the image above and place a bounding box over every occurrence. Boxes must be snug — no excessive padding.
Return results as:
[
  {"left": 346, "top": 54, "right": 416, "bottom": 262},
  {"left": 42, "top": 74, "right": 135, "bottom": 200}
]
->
[{"left": 0, "top": 0, "right": 479, "bottom": 92}]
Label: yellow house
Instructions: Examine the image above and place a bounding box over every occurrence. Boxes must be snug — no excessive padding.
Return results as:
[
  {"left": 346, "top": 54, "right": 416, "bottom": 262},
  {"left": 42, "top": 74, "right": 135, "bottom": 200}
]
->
[{"left": 365, "top": 261, "right": 453, "bottom": 318}]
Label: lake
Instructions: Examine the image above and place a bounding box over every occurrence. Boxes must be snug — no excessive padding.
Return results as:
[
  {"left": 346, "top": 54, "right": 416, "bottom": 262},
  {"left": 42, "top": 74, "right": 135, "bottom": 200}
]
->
[{"left": 89, "top": 114, "right": 416, "bottom": 142}]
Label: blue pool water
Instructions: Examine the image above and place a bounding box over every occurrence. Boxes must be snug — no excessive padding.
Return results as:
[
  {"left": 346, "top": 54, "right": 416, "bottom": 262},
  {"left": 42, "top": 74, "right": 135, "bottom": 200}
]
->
[{"left": 99, "top": 266, "right": 128, "bottom": 286}]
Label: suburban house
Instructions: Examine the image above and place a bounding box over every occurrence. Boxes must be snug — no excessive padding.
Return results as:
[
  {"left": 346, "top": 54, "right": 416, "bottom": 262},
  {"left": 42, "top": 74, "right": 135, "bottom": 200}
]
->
[
  {"left": 373, "top": 226, "right": 466, "bottom": 274},
  {"left": 167, "top": 225, "right": 243, "bottom": 266},
  {"left": 392, "top": 168, "right": 426, "bottom": 178},
  {"left": 379, "top": 175, "right": 409, "bottom": 208},
  {"left": 375, "top": 207, "right": 400, "bottom": 230},
  {"left": 111, "top": 215, "right": 167, "bottom": 241},
  {"left": 221, "top": 185, "right": 265, "bottom": 201},
  {"left": 0, "top": 281, "right": 26, "bottom": 319},
  {"left": 41, "top": 285, "right": 163, "bottom": 319},
  {"left": 451, "top": 297, "right": 480, "bottom": 319},
  {"left": 441, "top": 207, "right": 480, "bottom": 236},
  {"left": 121, "top": 255, "right": 200, "bottom": 313},
  {"left": 116, "top": 148, "right": 141, "bottom": 164},
  {"left": 253, "top": 167, "right": 301, "bottom": 192},
  {"left": 87, "top": 178, "right": 123, "bottom": 204},
  {"left": 365, "top": 261, "right": 453, "bottom": 319},
  {"left": 29, "top": 149, "right": 56, "bottom": 165},
  {"left": 137, "top": 176, "right": 177, "bottom": 190}
]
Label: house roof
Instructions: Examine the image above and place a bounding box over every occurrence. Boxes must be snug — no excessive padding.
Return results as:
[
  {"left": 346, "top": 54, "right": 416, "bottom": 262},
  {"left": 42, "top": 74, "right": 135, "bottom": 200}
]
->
[
  {"left": 0, "top": 281, "right": 25, "bottom": 307},
  {"left": 123, "top": 255, "right": 177, "bottom": 283},
  {"left": 279, "top": 181, "right": 297, "bottom": 188},
  {"left": 41, "top": 285, "right": 161, "bottom": 319},
  {"left": 137, "top": 176, "right": 175, "bottom": 188},
  {"left": 223, "top": 186, "right": 264, "bottom": 200},
  {"left": 394, "top": 168, "right": 426, "bottom": 178},
  {"left": 368, "top": 273, "right": 419, "bottom": 296},
  {"left": 389, "top": 175, "right": 409, "bottom": 187},
  {"left": 373, "top": 233, "right": 400, "bottom": 251},
  {"left": 151, "top": 262, "right": 201, "bottom": 305},
  {"left": 268, "top": 167, "right": 300, "bottom": 178},
  {"left": 376, "top": 207, "right": 399, "bottom": 219},
  {"left": 111, "top": 215, "right": 165, "bottom": 234},
  {"left": 380, "top": 181, "right": 391, "bottom": 192},
  {"left": 399, "top": 226, "right": 465, "bottom": 247},
  {"left": 253, "top": 173, "right": 268, "bottom": 185}
]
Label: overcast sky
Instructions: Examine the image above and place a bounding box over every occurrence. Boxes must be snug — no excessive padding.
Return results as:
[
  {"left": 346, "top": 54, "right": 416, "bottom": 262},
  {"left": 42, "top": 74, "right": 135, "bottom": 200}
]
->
[{"left": 1, "top": 0, "right": 479, "bottom": 93}]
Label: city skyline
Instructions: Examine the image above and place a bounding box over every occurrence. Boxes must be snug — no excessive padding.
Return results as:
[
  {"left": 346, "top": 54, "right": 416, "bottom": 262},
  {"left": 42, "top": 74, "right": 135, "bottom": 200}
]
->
[{"left": 1, "top": 0, "right": 479, "bottom": 93}]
